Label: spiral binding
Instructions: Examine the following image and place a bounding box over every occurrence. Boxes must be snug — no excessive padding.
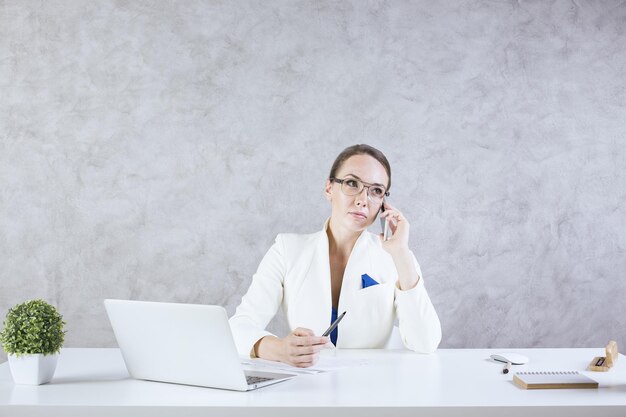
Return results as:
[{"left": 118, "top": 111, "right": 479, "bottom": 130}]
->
[{"left": 517, "top": 371, "right": 579, "bottom": 375}]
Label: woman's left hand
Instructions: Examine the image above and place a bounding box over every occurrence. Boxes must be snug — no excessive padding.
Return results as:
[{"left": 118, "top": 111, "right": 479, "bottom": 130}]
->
[
  {"left": 379, "top": 202, "right": 421, "bottom": 290},
  {"left": 378, "top": 202, "right": 410, "bottom": 255}
]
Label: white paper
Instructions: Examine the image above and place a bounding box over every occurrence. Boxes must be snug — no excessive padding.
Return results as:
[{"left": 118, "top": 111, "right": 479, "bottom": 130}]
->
[{"left": 241, "top": 353, "right": 368, "bottom": 374}]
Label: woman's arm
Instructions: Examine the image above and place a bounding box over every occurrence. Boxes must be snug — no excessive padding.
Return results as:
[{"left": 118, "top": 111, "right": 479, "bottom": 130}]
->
[
  {"left": 379, "top": 202, "right": 419, "bottom": 289},
  {"left": 392, "top": 254, "right": 442, "bottom": 353},
  {"left": 229, "top": 234, "right": 330, "bottom": 367},
  {"left": 379, "top": 203, "right": 442, "bottom": 353},
  {"left": 229, "top": 235, "right": 287, "bottom": 357}
]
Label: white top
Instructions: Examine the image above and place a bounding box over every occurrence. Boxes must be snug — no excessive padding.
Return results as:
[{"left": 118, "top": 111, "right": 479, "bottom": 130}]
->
[
  {"left": 1, "top": 348, "right": 626, "bottom": 417},
  {"left": 229, "top": 220, "right": 442, "bottom": 356}
]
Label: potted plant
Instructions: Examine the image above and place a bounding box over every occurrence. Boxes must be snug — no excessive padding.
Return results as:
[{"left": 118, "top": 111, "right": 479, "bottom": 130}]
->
[{"left": 0, "top": 299, "right": 66, "bottom": 385}]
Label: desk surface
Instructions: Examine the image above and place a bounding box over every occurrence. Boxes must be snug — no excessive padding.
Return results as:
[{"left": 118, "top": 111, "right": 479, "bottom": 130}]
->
[{"left": 1, "top": 347, "right": 626, "bottom": 417}]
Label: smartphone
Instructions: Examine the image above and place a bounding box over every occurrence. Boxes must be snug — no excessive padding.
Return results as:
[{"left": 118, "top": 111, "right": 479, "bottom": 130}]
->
[{"left": 379, "top": 202, "right": 389, "bottom": 241}]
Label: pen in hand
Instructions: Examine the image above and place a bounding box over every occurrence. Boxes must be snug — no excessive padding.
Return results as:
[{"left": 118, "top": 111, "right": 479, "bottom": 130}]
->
[{"left": 322, "top": 311, "right": 346, "bottom": 337}]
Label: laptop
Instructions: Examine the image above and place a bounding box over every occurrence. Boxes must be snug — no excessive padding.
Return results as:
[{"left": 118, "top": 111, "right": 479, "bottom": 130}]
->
[{"left": 104, "top": 299, "right": 296, "bottom": 391}]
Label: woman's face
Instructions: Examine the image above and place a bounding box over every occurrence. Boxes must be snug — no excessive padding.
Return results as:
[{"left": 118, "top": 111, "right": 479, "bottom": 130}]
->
[{"left": 325, "top": 154, "right": 389, "bottom": 233}]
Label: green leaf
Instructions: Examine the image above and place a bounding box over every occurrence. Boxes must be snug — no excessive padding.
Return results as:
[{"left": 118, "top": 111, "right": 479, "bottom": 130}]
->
[{"left": 0, "top": 299, "right": 66, "bottom": 356}]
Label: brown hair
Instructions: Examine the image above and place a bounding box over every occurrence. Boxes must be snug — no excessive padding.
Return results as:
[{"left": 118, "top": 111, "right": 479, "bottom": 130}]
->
[{"left": 328, "top": 144, "right": 391, "bottom": 191}]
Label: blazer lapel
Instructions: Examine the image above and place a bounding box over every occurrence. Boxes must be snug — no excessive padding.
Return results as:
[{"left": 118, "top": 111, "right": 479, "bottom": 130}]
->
[{"left": 336, "top": 231, "right": 374, "bottom": 346}]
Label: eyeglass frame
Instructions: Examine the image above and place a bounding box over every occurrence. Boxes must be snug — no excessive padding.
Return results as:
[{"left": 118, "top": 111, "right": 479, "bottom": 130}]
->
[{"left": 329, "top": 177, "right": 390, "bottom": 202}]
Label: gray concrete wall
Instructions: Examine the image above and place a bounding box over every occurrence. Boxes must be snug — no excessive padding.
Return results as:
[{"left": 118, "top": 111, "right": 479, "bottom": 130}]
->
[{"left": 1, "top": 0, "right": 625, "bottom": 362}]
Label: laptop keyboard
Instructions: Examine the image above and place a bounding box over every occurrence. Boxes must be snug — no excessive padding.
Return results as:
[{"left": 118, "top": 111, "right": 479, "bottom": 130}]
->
[{"left": 246, "top": 375, "right": 274, "bottom": 385}]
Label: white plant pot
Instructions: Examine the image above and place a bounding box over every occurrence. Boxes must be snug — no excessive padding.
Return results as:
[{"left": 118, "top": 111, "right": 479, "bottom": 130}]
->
[{"left": 8, "top": 353, "right": 59, "bottom": 385}]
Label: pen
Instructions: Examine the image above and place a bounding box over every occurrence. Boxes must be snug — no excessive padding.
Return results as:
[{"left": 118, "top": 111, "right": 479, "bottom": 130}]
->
[
  {"left": 502, "top": 362, "right": 511, "bottom": 374},
  {"left": 322, "top": 311, "right": 347, "bottom": 337}
]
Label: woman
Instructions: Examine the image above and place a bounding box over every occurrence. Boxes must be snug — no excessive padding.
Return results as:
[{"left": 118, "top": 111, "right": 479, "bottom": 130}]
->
[{"left": 229, "top": 144, "right": 441, "bottom": 367}]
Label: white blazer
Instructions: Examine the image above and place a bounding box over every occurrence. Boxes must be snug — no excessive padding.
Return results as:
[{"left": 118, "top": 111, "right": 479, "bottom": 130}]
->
[{"left": 229, "top": 220, "right": 442, "bottom": 356}]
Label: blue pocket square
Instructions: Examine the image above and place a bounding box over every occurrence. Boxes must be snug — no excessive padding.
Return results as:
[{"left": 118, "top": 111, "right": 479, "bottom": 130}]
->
[{"left": 361, "top": 273, "right": 379, "bottom": 289}]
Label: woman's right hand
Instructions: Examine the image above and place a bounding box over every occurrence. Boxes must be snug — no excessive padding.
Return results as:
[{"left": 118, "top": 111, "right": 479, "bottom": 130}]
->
[{"left": 254, "top": 328, "right": 330, "bottom": 368}]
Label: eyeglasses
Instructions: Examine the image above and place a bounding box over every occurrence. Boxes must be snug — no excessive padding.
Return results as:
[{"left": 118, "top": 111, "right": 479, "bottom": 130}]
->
[{"left": 330, "top": 177, "right": 389, "bottom": 203}]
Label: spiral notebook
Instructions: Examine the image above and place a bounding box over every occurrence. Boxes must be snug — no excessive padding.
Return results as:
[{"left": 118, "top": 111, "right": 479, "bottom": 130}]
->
[{"left": 513, "top": 371, "right": 598, "bottom": 390}]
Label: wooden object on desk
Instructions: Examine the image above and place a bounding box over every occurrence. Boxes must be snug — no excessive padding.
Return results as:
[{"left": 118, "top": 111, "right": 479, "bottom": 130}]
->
[{"left": 589, "top": 340, "right": 619, "bottom": 372}]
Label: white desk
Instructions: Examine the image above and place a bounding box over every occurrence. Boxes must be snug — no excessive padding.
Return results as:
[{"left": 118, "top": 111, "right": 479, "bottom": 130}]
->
[{"left": 1, "top": 347, "right": 625, "bottom": 417}]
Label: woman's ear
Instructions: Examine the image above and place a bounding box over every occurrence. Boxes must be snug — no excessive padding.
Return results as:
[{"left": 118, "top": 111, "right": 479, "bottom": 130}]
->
[{"left": 324, "top": 179, "right": 332, "bottom": 201}]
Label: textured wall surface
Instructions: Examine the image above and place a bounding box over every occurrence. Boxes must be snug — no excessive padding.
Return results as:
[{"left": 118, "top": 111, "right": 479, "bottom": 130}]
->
[{"left": 1, "top": 1, "right": 625, "bottom": 363}]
